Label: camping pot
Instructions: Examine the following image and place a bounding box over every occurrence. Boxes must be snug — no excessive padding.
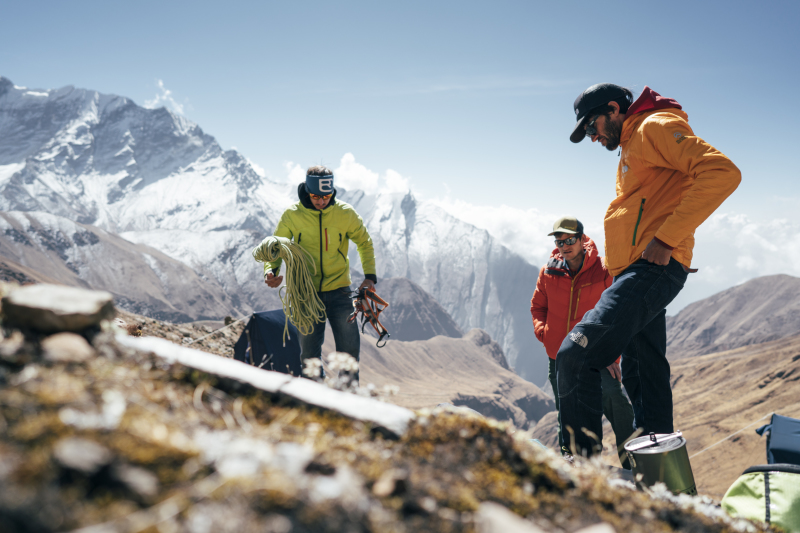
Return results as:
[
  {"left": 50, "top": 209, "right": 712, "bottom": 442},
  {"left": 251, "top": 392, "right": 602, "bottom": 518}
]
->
[{"left": 624, "top": 432, "right": 697, "bottom": 495}]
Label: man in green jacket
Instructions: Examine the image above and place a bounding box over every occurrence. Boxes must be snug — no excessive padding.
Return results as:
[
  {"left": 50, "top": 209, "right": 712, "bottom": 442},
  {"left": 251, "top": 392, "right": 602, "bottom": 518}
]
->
[{"left": 263, "top": 165, "right": 377, "bottom": 376}]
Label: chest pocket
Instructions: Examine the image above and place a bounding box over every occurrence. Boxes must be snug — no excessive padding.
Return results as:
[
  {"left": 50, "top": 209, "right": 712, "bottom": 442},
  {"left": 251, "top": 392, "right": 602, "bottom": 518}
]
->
[
  {"left": 325, "top": 226, "right": 348, "bottom": 263},
  {"left": 618, "top": 156, "right": 643, "bottom": 196}
]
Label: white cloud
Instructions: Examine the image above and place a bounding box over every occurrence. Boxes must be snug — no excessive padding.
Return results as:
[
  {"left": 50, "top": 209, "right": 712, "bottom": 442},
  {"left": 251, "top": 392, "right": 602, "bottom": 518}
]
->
[
  {"left": 666, "top": 212, "right": 800, "bottom": 312},
  {"left": 430, "top": 197, "right": 607, "bottom": 268},
  {"left": 384, "top": 169, "right": 410, "bottom": 193},
  {"left": 248, "top": 158, "right": 266, "bottom": 177},
  {"left": 284, "top": 161, "right": 305, "bottom": 184},
  {"left": 279, "top": 154, "right": 412, "bottom": 193},
  {"left": 335, "top": 153, "right": 380, "bottom": 192},
  {"left": 144, "top": 80, "right": 185, "bottom": 115}
]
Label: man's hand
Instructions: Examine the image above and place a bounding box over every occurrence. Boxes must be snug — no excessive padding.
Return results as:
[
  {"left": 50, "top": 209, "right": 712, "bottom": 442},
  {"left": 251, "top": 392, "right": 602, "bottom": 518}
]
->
[
  {"left": 607, "top": 361, "right": 622, "bottom": 382},
  {"left": 264, "top": 272, "right": 284, "bottom": 288},
  {"left": 358, "top": 278, "right": 375, "bottom": 292},
  {"left": 641, "top": 238, "right": 672, "bottom": 265}
]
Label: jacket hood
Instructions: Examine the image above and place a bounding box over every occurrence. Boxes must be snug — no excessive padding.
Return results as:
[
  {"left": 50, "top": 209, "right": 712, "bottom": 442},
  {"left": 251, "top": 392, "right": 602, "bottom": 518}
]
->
[
  {"left": 298, "top": 182, "right": 338, "bottom": 211},
  {"left": 548, "top": 235, "right": 600, "bottom": 271},
  {"left": 621, "top": 87, "right": 687, "bottom": 145},
  {"left": 626, "top": 86, "right": 682, "bottom": 117}
]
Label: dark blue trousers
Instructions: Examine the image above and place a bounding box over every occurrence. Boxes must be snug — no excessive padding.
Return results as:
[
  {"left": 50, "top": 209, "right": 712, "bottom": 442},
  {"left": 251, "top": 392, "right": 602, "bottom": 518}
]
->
[
  {"left": 299, "top": 286, "right": 360, "bottom": 380},
  {"left": 556, "top": 258, "right": 687, "bottom": 457}
]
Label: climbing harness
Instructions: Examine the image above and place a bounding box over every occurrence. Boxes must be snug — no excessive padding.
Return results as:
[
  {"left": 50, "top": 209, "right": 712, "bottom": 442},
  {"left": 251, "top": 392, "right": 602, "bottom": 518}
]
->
[
  {"left": 348, "top": 287, "right": 390, "bottom": 347},
  {"left": 252, "top": 236, "right": 326, "bottom": 343}
]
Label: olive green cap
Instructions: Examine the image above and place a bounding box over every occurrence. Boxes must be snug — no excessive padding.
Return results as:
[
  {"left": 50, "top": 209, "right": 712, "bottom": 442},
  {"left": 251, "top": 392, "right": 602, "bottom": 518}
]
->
[{"left": 548, "top": 216, "right": 584, "bottom": 236}]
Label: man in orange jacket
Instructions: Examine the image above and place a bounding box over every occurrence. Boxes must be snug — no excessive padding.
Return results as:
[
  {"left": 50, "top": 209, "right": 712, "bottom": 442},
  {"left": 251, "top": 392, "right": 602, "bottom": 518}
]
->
[
  {"left": 531, "top": 216, "right": 635, "bottom": 466},
  {"left": 559, "top": 84, "right": 741, "bottom": 459}
]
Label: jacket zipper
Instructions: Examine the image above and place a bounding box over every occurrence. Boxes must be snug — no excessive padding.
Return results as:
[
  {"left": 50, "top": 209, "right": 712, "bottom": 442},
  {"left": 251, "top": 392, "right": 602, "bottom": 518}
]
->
[
  {"left": 298, "top": 233, "right": 302, "bottom": 244},
  {"left": 318, "top": 212, "right": 324, "bottom": 292},
  {"left": 574, "top": 288, "right": 582, "bottom": 320},
  {"left": 566, "top": 278, "right": 575, "bottom": 332},
  {"left": 632, "top": 198, "right": 646, "bottom": 246},
  {"left": 325, "top": 228, "right": 328, "bottom": 251}
]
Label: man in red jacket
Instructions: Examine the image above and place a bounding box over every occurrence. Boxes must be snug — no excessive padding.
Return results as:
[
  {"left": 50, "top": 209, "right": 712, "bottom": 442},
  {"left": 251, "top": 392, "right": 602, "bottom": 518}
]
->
[{"left": 531, "top": 216, "right": 635, "bottom": 466}]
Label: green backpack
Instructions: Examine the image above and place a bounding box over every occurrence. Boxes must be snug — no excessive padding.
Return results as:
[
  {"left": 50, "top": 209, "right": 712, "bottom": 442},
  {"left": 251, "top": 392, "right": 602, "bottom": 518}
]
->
[{"left": 721, "top": 464, "right": 800, "bottom": 532}]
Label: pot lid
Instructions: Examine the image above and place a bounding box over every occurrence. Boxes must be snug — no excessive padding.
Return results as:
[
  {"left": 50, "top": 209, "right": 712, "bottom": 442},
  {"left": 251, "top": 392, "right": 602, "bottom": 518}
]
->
[{"left": 625, "top": 431, "right": 685, "bottom": 453}]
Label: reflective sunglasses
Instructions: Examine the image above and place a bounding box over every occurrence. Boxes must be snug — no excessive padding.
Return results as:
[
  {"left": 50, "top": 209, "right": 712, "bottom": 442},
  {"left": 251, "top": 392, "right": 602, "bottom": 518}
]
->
[
  {"left": 555, "top": 235, "right": 579, "bottom": 247},
  {"left": 310, "top": 193, "right": 332, "bottom": 201},
  {"left": 584, "top": 115, "right": 599, "bottom": 137}
]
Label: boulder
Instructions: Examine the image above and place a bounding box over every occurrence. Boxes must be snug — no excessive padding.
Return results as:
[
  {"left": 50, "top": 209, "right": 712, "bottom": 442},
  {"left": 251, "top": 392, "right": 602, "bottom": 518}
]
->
[
  {"left": 53, "top": 437, "right": 113, "bottom": 475},
  {"left": 1, "top": 284, "right": 114, "bottom": 332},
  {"left": 475, "top": 502, "right": 547, "bottom": 533},
  {"left": 41, "top": 332, "right": 96, "bottom": 363}
]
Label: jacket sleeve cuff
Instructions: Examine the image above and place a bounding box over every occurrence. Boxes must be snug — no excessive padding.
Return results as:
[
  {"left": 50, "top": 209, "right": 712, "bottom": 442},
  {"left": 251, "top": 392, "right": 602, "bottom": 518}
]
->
[
  {"left": 365, "top": 274, "right": 378, "bottom": 284},
  {"left": 653, "top": 236, "right": 675, "bottom": 251}
]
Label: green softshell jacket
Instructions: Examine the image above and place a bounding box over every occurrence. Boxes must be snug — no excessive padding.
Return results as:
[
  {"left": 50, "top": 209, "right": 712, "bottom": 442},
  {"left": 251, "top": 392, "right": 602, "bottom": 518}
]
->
[{"left": 264, "top": 189, "right": 376, "bottom": 292}]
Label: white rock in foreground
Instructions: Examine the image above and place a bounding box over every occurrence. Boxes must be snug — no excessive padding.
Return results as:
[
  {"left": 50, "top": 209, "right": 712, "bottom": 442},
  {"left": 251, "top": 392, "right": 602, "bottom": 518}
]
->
[
  {"left": 117, "top": 335, "right": 416, "bottom": 437},
  {"left": 1, "top": 284, "right": 114, "bottom": 332},
  {"left": 475, "top": 502, "right": 548, "bottom": 533}
]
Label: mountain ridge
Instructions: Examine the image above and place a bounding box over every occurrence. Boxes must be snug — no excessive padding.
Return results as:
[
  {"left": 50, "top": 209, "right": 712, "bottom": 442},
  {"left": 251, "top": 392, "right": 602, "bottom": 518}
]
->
[{"left": 666, "top": 273, "right": 800, "bottom": 359}]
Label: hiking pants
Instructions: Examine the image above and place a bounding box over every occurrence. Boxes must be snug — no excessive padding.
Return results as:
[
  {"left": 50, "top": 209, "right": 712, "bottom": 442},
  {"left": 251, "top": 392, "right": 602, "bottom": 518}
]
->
[
  {"left": 556, "top": 258, "right": 687, "bottom": 458},
  {"left": 549, "top": 358, "right": 636, "bottom": 468},
  {"left": 299, "top": 286, "right": 360, "bottom": 381}
]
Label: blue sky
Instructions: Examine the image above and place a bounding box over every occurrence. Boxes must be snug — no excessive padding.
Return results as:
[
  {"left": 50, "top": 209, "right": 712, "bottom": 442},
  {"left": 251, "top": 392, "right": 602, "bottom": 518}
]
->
[{"left": 2, "top": 0, "right": 799, "bottom": 311}]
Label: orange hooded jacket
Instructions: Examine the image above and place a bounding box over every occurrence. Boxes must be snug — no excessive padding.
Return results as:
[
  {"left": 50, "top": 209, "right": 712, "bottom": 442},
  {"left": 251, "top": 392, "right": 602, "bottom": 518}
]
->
[
  {"left": 530, "top": 236, "right": 612, "bottom": 360},
  {"left": 604, "top": 87, "right": 741, "bottom": 276}
]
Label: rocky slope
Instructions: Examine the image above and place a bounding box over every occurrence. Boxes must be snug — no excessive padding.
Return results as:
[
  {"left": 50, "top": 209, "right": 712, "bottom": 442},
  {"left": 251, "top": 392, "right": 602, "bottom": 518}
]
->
[
  {"left": 666, "top": 274, "right": 800, "bottom": 359},
  {"left": 668, "top": 333, "right": 800, "bottom": 499},
  {"left": 0, "top": 76, "right": 548, "bottom": 382},
  {"left": 0, "top": 282, "right": 771, "bottom": 532}
]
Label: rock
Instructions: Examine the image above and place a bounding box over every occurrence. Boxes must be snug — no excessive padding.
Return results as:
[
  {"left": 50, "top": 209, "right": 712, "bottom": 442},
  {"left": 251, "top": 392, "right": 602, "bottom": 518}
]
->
[
  {"left": 53, "top": 437, "right": 113, "bottom": 475},
  {"left": 464, "top": 329, "right": 510, "bottom": 370},
  {"left": 117, "top": 335, "right": 416, "bottom": 438},
  {"left": 574, "top": 524, "right": 616, "bottom": 533},
  {"left": 41, "top": 332, "right": 96, "bottom": 363},
  {"left": 111, "top": 463, "right": 160, "bottom": 500},
  {"left": 372, "top": 469, "right": 408, "bottom": 497},
  {"left": 1, "top": 284, "right": 114, "bottom": 332},
  {"left": 0, "top": 330, "right": 28, "bottom": 364},
  {"left": 475, "top": 502, "right": 547, "bottom": 533}
]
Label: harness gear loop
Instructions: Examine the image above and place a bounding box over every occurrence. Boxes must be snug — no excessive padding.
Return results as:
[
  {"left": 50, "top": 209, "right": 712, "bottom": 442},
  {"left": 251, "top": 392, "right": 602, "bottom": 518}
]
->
[{"left": 348, "top": 287, "right": 390, "bottom": 347}]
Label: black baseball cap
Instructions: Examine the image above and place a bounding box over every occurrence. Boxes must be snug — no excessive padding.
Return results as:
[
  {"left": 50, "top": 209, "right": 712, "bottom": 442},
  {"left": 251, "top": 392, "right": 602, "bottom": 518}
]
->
[{"left": 570, "top": 83, "right": 629, "bottom": 143}]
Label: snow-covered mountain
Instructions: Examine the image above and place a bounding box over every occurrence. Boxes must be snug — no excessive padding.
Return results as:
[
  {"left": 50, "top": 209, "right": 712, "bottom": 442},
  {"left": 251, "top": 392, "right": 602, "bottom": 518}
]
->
[
  {"left": 0, "top": 211, "right": 238, "bottom": 321},
  {"left": 340, "top": 190, "right": 542, "bottom": 373},
  {"left": 0, "top": 77, "right": 547, "bottom": 382}
]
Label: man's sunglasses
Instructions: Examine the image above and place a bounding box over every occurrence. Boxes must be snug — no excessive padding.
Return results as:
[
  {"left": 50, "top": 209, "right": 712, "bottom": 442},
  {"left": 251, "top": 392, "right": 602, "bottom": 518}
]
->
[
  {"left": 310, "top": 193, "right": 332, "bottom": 201},
  {"left": 555, "top": 236, "right": 580, "bottom": 247},
  {"left": 584, "top": 115, "right": 599, "bottom": 137}
]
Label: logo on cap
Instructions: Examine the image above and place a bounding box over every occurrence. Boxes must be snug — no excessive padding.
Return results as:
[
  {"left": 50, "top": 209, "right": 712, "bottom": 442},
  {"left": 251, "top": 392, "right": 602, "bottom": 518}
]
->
[
  {"left": 318, "top": 178, "right": 333, "bottom": 193},
  {"left": 673, "top": 132, "right": 682, "bottom": 138}
]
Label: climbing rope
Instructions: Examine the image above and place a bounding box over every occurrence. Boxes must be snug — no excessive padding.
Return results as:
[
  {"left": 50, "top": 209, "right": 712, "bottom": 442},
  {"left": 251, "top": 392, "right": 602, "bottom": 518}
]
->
[
  {"left": 252, "top": 236, "right": 326, "bottom": 343},
  {"left": 688, "top": 412, "right": 775, "bottom": 459}
]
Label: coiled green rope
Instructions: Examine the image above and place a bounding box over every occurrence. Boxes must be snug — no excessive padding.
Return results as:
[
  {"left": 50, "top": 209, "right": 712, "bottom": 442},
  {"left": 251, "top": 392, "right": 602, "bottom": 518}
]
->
[{"left": 252, "top": 236, "right": 326, "bottom": 343}]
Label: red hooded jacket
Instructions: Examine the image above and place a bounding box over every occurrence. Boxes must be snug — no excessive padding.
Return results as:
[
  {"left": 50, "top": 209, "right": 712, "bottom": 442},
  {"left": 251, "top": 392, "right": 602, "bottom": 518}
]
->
[{"left": 530, "top": 236, "right": 613, "bottom": 360}]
